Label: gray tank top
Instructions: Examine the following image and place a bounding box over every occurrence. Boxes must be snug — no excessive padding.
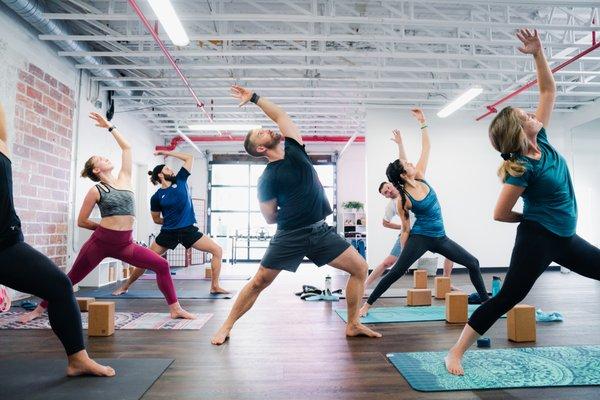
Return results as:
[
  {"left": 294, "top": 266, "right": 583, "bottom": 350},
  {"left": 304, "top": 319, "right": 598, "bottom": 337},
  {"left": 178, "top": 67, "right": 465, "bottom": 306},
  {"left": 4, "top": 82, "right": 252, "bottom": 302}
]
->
[{"left": 95, "top": 183, "right": 136, "bottom": 218}]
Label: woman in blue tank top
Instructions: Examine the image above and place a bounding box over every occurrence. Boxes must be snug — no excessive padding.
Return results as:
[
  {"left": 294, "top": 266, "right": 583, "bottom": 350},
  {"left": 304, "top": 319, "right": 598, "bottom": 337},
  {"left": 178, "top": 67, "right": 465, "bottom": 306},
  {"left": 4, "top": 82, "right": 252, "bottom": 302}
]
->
[
  {"left": 360, "top": 108, "right": 489, "bottom": 317},
  {"left": 445, "top": 29, "right": 600, "bottom": 376}
]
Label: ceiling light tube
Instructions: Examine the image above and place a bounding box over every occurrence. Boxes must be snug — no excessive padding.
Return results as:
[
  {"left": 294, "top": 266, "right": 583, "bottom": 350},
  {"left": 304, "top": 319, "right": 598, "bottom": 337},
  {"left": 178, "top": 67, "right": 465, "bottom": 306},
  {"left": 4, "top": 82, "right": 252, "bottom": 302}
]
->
[
  {"left": 188, "top": 124, "right": 262, "bottom": 131},
  {"left": 147, "top": 0, "right": 189, "bottom": 46},
  {"left": 437, "top": 87, "right": 483, "bottom": 118}
]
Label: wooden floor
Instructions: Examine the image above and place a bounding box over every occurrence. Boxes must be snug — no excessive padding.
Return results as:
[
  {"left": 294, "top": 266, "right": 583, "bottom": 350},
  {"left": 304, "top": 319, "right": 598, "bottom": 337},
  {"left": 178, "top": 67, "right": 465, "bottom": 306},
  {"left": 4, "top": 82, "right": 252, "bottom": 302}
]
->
[{"left": 2, "top": 266, "right": 599, "bottom": 400}]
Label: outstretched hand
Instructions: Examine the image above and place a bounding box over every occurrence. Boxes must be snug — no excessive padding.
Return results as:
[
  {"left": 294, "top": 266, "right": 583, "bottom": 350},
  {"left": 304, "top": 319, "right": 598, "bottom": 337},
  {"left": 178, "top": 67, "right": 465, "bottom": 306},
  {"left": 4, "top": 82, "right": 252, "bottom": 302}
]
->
[
  {"left": 390, "top": 129, "right": 403, "bottom": 144},
  {"left": 89, "top": 112, "right": 111, "bottom": 129},
  {"left": 410, "top": 108, "right": 426, "bottom": 124},
  {"left": 516, "top": 28, "right": 542, "bottom": 56},
  {"left": 230, "top": 85, "right": 253, "bottom": 107}
]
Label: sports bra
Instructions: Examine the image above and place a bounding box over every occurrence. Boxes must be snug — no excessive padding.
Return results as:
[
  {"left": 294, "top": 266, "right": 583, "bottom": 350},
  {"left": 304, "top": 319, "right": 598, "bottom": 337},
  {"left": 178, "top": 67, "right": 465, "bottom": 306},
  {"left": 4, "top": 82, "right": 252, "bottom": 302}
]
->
[{"left": 95, "top": 183, "right": 135, "bottom": 218}]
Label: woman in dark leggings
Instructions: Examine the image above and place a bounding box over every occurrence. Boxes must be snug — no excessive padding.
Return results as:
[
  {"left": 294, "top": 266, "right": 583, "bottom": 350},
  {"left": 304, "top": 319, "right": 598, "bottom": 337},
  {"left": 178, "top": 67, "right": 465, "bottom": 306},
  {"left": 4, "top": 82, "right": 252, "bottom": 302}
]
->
[
  {"left": 445, "top": 29, "right": 600, "bottom": 376},
  {"left": 0, "top": 103, "right": 114, "bottom": 377},
  {"left": 359, "top": 108, "right": 489, "bottom": 317}
]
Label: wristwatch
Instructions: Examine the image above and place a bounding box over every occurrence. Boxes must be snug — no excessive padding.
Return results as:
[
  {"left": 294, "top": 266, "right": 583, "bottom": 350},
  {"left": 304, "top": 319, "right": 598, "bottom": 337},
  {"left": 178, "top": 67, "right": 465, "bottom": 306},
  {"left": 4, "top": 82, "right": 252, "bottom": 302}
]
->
[{"left": 108, "top": 125, "right": 116, "bottom": 132}]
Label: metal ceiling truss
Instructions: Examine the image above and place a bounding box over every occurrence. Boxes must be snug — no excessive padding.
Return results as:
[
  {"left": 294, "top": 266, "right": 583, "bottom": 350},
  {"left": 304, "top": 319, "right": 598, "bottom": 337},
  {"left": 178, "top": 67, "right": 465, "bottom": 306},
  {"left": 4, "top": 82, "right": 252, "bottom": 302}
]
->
[{"left": 35, "top": 0, "right": 600, "bottom": 142}]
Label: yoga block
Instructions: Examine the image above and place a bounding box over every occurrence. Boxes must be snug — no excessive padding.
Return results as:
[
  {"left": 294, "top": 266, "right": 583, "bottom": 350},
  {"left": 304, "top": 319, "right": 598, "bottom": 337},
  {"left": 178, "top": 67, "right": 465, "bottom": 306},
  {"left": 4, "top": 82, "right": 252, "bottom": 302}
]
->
[
  {"left": 445, "top": 292, "right": 468, "bottom": 323},
  {"left": 413, "top": 269, "right": 428, "bottom": 289},
  {"left": 434, "top": 277, "right": 452, "bottom": 299},
  {"left": 477, "top": 337, "right": 491, "bottom": 348},
  {"left": 88, "top": 301, "right": 115, "bottom": 337},
  {"left": 507, "top": 304, "right": 536, "bottom": 343},
  {"left": 205, "top": 266, "right": 212, "bottom": 279},
  {"left": 76, "top": 297, "right": 95, "bottom": 312},
  {"left": 407, "top": 289, "right": 432, "bottom": 306}
]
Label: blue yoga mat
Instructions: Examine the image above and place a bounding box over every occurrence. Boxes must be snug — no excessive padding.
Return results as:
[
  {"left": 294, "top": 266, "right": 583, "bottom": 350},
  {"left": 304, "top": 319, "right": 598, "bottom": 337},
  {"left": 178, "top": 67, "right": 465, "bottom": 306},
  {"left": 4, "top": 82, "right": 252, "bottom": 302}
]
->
[
  {"left": 387, "top": 345, "right": 600, "bottom": 392},
  {"left": 335, "top": 305, "right": 502, "bottom": 324},
  {"left": 77, "top": 287, "right": 233, "bottom": 299}
]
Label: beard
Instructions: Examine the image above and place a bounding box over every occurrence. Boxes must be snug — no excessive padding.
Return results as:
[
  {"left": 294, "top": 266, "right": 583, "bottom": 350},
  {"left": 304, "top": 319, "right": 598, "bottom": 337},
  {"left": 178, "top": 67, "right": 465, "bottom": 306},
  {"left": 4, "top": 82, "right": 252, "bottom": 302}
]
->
[
  {"left": 163, "top": 174, "right": 177, "bottom": 184},
  {"left": 264, "top": 132, "right": 282, "bottom": 149}
]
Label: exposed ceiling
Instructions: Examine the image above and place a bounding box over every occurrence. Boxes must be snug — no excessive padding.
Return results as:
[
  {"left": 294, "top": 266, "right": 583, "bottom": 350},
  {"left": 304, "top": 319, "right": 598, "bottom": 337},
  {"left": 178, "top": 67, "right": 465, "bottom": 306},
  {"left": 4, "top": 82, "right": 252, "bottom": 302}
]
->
[{"left": 30, "top": 1, "right": 600, "bottom": 142}]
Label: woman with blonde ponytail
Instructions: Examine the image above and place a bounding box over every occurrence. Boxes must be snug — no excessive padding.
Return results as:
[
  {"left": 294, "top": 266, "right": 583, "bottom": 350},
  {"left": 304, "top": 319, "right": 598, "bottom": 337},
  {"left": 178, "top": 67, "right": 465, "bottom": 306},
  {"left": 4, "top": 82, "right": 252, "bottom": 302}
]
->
[
  {"left": 359, "top": 109, "right": 489, "bottom": 317},
  {"left": 445, "top": 29, "right": 600, "bottom": 376}
]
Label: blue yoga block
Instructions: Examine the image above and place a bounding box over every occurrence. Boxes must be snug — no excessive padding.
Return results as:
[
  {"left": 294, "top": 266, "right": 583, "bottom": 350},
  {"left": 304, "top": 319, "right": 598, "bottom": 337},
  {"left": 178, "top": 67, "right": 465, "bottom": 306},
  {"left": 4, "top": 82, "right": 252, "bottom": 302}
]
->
[{"left": 477, "top": 337, "right": 491, "bottom": 348}]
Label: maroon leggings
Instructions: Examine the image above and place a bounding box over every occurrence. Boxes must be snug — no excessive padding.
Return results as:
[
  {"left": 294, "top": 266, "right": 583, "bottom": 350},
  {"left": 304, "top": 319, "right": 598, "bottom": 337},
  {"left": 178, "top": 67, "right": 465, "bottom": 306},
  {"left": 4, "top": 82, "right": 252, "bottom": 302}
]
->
[{"left": 41, "top": 226, "right": 177, "bottom": 308}]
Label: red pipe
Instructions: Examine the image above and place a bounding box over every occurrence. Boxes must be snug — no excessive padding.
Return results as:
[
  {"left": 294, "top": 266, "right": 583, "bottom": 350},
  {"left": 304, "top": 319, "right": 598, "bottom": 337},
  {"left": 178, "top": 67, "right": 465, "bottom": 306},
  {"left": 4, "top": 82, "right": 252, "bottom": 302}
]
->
[
  {"left": 156, "top": 135, "right": 365, "bottom": 151},
  {"left": 128, "top": 0, "right": 213, "bottom": 123},
  {"left": 476, "top": 39, "right": 600, "bottom": 121}
]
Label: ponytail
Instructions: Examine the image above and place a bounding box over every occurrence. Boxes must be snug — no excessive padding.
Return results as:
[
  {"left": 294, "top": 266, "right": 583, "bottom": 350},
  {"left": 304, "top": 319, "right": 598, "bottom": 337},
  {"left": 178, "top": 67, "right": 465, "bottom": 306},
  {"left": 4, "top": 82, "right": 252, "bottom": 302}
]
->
[
  {"left": 386, "top": 160, "right": 410, "bottom": 220},
  {"left": 489, "top": 106, "right": 529, "bottom": 182}
]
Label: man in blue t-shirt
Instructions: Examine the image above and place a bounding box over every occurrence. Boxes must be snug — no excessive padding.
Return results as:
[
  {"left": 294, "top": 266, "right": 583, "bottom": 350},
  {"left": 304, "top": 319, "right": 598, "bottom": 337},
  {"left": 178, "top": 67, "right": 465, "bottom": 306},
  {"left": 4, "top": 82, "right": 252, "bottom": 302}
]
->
[
  {"left": 113, "top": 151, "right": 228, "bottom": 295},
  {"left": 211, "top": 85, "right": 381, "bottom": 345}
]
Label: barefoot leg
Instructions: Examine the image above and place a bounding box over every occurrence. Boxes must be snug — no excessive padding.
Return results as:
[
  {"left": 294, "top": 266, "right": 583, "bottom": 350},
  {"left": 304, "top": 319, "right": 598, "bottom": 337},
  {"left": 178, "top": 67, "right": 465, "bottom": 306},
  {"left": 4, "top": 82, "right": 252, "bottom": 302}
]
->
[
  {"left": 169, "top": 302, "right": 196, "bottom": 319},
  {"left": 67, "top": 350, "right": 115, "bottom": 377},
  {"left": 328, "top": 247, "right": 382, "bottom": 339},
  {"left": 191, "top": 236, "right": 229, "bottom": 294},
  {"left": 445, "top": 324, "right": 479, "bottom": 375},
  {"left": 19, "top": 304, "right": 45, "bottom": 323},
  {"left": 211, "top": 266, "right": 279, "bottom": 345}
]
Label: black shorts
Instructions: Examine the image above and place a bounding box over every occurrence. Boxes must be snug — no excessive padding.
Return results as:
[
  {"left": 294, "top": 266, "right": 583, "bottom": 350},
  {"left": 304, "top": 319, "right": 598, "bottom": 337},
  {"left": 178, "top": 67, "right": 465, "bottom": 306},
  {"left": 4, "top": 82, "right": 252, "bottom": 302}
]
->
[
  {"left": 155, "top": 225, "right": 204, "bottom": 250},
  {"left": 261, "top": 221, "right": 351, "bottom": 272}
]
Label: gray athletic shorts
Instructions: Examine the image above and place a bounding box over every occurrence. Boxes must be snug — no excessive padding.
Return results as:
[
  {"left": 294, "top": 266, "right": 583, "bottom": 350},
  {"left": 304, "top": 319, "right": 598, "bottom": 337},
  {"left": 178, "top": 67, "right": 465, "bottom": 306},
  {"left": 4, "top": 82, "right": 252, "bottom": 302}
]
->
[{"left": 261, "top": 221, "right": 351, "bottom": 272}]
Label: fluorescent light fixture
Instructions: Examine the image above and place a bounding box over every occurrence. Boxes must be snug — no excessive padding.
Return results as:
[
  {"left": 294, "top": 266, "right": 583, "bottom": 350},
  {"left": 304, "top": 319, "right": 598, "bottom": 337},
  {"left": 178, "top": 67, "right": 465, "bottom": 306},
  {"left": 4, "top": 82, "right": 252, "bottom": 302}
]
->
[
  {"left": 437, "top": 87, "right": 483, "bottom": 118},
  {"left": 147, "top": 0, "right": 189, "bottom": 46},
  {"left": 553, "top": 34, "right": 592, "bottom": 60},
  {"left": 187, "top": 124, "right": 262, "bottom": 131}
]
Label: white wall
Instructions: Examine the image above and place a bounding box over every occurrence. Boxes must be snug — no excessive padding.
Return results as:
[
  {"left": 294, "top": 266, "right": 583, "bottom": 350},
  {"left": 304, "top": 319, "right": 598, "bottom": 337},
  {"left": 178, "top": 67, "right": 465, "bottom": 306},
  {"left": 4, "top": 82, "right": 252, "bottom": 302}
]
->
[
  {"left": 570, "top": 118, "right": 600, "bottom": 247},
  {"left": 336, "top": 144, "right": 366, "bottom": 231},
  {"left": 365, "top": 107, "right": 572, "bottom": 268},
  {"left": 72, "top": 77, "right": 162, "bottom": 251}
]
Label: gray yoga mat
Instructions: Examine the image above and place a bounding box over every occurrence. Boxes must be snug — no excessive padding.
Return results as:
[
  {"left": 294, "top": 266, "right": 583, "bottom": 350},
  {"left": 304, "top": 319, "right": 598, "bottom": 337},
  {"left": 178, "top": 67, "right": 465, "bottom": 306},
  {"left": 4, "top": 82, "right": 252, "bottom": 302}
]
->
[
  {"left": 0, "top": 358, "right": 173, "bottom": 400},
  {"left": 77, "top": 286, "right": 233, "bottom": 299},
  {"left": 387, "top": 346, "right": 600, "bottom": 392}
]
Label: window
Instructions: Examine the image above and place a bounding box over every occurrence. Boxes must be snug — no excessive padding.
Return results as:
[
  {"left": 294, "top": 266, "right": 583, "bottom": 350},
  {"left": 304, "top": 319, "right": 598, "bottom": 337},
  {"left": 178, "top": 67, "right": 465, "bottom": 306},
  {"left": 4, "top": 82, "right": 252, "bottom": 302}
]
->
[{"left": 209, "top": 159, "right": 336, "bottom": 262}]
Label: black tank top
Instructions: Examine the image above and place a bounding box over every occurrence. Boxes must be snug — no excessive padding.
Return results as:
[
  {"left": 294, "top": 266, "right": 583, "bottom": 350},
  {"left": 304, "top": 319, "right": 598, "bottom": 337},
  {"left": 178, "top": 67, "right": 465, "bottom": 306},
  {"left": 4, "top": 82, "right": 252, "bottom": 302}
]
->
[{"left": 0, "top": 152, "right": 23, "bottom": 251}]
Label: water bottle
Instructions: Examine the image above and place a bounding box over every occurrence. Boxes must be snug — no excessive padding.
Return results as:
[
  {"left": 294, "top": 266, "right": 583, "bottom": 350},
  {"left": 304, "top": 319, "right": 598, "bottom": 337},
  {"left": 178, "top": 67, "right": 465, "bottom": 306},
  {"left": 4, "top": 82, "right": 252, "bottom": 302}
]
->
[
  {"left": 492, "top": 276, "right": 502, "bottom": 297},
  {"left": 325, "top": 275, "right": 332, "bottom": 295}
]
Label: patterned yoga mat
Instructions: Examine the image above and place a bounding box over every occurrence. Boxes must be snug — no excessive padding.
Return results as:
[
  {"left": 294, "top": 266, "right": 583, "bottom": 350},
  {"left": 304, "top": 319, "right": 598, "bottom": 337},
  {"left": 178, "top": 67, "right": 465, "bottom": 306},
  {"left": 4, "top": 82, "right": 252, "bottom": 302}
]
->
[
  {"left": 387, "top": 345, "right": 600, "bottom": 392},
  {"left": 335, "top": 305, "right": 501, "bottom": 324},
  {"left": 0, "top": 311, "right": 212, "bottom": 330}
]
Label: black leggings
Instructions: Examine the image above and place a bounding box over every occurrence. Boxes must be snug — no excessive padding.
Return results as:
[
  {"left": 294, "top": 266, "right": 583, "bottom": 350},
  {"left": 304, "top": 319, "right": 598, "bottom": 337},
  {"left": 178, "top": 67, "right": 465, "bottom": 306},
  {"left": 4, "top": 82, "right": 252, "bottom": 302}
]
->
[
  {"left": 0, "top": 242, "right": 85, "bottom": 355},
  {"left": 367, "top": 234, "right": 489, "bottom": 305},
  {"left": 469, "top": 220, "right": 600, "bottom": 334}
]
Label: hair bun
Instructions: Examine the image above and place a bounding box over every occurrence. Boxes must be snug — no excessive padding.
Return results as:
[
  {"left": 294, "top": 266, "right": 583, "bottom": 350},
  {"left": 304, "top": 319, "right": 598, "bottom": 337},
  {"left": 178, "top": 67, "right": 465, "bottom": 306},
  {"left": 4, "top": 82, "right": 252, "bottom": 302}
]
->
[{"left": 147, "top": 170, "right": 153, "bottom": 176}]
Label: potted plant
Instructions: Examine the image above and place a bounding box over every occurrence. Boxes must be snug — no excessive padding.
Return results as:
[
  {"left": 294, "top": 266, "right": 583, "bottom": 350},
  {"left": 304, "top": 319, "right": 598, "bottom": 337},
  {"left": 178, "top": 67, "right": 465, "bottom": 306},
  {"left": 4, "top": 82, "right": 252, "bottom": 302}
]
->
[{"left": 342, "top": 201, "right": 364, "bottom": 211}]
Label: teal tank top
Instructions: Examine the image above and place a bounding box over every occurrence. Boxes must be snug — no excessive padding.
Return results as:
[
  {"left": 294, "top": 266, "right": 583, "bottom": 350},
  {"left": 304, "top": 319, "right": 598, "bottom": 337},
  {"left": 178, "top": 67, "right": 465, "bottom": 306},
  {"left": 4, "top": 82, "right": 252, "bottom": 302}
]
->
[{"left": 404, "top": 179, "right": 445, "bottom": 237}]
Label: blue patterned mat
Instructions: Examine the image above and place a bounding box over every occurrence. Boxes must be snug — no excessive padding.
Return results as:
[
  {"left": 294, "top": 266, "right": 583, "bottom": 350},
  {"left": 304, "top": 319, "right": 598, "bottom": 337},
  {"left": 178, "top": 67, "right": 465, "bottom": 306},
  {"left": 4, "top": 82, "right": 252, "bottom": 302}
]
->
[
  {"left": 335, "top": 305, "right": 497, "bottom": 324},
  {"left": 387, "top": 345, "right": 600, "bottom": 391}
]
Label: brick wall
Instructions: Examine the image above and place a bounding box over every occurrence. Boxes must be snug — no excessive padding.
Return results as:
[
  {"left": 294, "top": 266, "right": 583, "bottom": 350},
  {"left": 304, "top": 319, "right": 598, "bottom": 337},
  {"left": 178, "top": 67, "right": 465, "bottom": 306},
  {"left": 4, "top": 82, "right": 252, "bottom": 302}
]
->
[{"left": 11, "top": 63, "right": 74, "bottom": 268}]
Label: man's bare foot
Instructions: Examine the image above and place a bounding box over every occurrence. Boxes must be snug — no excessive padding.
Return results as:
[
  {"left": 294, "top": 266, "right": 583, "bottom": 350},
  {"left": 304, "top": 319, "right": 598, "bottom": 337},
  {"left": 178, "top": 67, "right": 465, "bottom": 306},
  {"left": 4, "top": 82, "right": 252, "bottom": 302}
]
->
[
  {"left": 169, "top": 307, "right": 196, "bottom": 320},
  {"left": 20, "top": 305, "right": 44, "bottom": 323},
  {"left": 346, "top": 323, "right": 382, "bottom": 338},
  {"left": 444, "top": 348, "right": 465, "bottom": 376},
  {"left": 111, "top": 286, "right": 128, "bottom": 296},
  {"left": 359, "top": 303, "right": 370, "bottom": 317},
  {"left": 210, "top": 286, "right": 230, "bottom": 295},
  {"left": 211, "top": 326, "right": 231, "bottom": 345},
  {"left": 67, "top": 353, "right": 116, "bottom": 377}
]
